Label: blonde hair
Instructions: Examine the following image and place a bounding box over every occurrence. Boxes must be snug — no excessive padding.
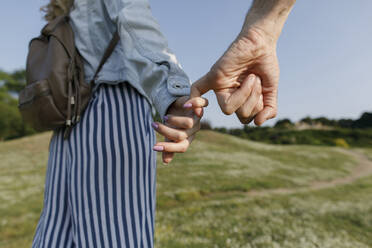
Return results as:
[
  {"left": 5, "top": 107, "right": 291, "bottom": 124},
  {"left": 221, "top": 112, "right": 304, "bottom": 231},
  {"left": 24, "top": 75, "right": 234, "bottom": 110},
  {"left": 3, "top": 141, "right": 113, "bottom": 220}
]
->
[{"left": 41, "top": 0, "right": 74, "bottom": 21}]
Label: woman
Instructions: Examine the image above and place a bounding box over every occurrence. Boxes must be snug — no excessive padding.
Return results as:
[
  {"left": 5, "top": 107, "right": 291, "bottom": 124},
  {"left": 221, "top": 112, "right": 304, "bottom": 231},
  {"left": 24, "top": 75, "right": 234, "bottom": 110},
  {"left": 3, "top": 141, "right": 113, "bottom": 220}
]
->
[{"left": 32, "top": 0, "right": 207, "bottom": 247}]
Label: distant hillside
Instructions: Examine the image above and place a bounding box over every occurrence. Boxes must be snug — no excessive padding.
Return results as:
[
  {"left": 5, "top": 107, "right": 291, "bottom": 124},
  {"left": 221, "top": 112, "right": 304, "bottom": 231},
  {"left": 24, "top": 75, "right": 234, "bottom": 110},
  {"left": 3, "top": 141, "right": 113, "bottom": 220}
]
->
[
  {"left": 1, "top": 130, "right": 372, "bottom": 247},
  {"left": 275, "top": 113, "right": 372, "bottom": 130},
  {"left": 214, "top": 113, "right": 372, "bottom": 148}
]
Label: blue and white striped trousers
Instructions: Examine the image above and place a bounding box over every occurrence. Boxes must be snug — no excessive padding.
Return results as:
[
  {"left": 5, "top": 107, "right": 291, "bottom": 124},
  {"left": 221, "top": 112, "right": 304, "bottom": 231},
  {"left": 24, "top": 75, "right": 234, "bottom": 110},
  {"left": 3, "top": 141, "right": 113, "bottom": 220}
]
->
[{"left": 32, "top": 83, "right": 157, "bottom": 248}]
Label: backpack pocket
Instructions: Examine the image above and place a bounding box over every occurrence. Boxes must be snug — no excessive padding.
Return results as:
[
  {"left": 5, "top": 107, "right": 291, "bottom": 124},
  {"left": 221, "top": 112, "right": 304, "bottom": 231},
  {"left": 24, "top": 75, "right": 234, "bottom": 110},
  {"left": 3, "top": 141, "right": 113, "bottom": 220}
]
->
[{"left": 18, "top": 79, "right": 66, "bottom": 131}]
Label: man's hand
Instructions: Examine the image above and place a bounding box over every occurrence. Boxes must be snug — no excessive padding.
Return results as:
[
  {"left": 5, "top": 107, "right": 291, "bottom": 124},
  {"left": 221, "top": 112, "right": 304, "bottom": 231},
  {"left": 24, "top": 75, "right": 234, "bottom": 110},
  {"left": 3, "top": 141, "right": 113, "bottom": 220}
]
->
[
  {"left": 186, "top": 0, "right": 296, "bottom": 126},
  {"left": 193, "top": 28, "right": 278, "bottom": 125}
]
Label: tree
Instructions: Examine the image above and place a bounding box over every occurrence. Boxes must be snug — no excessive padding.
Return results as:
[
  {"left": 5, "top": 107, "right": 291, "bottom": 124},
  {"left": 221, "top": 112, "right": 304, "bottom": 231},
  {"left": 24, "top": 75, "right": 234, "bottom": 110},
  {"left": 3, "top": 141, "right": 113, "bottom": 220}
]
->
[
  {"left": 0, "top": 70, "right": 36, "bottom": 140},
  {"left": 274, "top": 118, "right": 293, "bottom": 129},
  {"left": 353, "top": 112, "right": 372, "bottom": 129},
  {"left": 300, "top": 116, "right": 313, "bottom": 125},
  {"left": 0, "top": 69, "right": 26, "bottom": 94}
]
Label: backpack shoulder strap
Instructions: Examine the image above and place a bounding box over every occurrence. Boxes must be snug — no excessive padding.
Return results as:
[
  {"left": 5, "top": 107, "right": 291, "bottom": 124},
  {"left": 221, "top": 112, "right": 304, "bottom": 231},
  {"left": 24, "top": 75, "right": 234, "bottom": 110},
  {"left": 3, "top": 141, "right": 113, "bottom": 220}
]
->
[
  {"left": 42, "top": 15, "right": 68, "bottom": 36},
  {"left": 91, "top": 31, "right": 120, "bottom": 83}
]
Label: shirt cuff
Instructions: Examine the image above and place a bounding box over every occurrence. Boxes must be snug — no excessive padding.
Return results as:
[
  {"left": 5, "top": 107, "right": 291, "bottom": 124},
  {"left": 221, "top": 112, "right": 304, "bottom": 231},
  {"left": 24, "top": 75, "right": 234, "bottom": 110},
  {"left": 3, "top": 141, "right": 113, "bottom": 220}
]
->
[{"left": 151, "top": 77, "right": 190, "bottom": 121}]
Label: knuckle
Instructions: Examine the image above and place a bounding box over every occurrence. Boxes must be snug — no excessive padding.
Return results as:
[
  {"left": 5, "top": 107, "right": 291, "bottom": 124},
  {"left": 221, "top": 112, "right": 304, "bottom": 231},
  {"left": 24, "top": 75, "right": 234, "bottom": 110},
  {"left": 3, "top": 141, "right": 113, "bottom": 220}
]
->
[
  {"left": 258, "top": 102, "right": 264, "bottom": 111},
  {"left": 272, "top": 109, "right": 278, "bottom": 118},
  {"left": 255, "top": 76, "right": 262, "bottom": 84},
  {"left": 185, "top": 119, "right": 194, "bottom": 129},
  {"left": 247, "top": 77, "right": 256, "bottom": 87},
  {"left": 237, "top": 106, "right": 251, "bottom": 119},
  {"left": 244, "top": 84, "right": 254, "bottom": 97},
  {"left": 204, "top": 98, "right": 209, "bottom": 107},
  {"left": 222, "top": 105, "right": 234, "bottom": 115},
  {"left": 254, "top": 84, "right": 262, "bottom": 96},
  {"left": 175, "top": 132, "right": 187, "bottom": 141},
  {"left": 175, "top": 133, "right": 183, "bottom": 141},
  {"left": 254, "top": 102, "right": 264, "bottom": 113},
  {"left": 254, "top": 107, "right": 262, "bottom": 114},
  {"left": 243, "top": 112, "right": 251, "bottom": 119},
  {"left": 180, "top": 145, "right": 188, "bottom": 153},
  {"left": 223, "top": 109, "right": 233, "bottom": 115},
  {"left": 241, "top": 110, "right": 251, "bottom": 119},
  {"left": 181, "top": 132, "right": 188, "bottom": 140}
]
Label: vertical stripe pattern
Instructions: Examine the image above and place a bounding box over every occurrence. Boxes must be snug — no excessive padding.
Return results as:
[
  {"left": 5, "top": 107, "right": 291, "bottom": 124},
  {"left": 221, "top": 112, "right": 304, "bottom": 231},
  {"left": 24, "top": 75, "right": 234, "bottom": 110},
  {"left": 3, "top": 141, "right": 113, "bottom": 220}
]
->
[{"left": 32, "top": 83, "right": 157, "bottom": 247}]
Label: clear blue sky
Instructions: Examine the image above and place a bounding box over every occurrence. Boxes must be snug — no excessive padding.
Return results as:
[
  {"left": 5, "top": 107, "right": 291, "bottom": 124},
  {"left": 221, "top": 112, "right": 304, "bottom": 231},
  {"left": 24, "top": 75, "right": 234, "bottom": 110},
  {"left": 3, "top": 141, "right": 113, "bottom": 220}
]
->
[{"left": 1, "top": 0, "right": 371, "bottom": 128}]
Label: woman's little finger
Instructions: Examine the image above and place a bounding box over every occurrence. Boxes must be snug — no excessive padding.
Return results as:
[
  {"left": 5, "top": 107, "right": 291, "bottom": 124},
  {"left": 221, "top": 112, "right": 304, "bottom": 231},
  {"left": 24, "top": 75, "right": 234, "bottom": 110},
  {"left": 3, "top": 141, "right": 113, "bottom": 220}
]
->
[
  {"left": 152, "top": 122, "right": 188, "bottom": 142},
  {"left": 153, "top": 135, "right": 195, "bottom": 153}
]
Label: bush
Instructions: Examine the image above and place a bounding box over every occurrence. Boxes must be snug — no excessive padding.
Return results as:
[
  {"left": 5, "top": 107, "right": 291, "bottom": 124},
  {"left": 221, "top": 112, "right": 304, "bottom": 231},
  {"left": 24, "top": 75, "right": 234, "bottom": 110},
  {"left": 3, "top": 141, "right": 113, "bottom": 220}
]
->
[{"left": 333, "top": 138, "right": 350, "bottom": 148}]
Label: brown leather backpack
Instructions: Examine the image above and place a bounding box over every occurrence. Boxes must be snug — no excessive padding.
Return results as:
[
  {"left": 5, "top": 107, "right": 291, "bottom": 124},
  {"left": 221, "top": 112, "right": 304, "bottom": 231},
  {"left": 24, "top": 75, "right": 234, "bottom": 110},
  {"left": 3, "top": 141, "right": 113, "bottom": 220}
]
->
[{"left": 18, "top": 15, "right": 119, "bottom": 139}]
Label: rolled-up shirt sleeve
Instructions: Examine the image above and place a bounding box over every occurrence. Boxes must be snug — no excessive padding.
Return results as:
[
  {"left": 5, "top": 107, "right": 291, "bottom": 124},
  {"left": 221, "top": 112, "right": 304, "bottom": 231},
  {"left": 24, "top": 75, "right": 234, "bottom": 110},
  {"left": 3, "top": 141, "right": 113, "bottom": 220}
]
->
[{"left": 102, "top": 0, "right": 191, "bottom": 119}]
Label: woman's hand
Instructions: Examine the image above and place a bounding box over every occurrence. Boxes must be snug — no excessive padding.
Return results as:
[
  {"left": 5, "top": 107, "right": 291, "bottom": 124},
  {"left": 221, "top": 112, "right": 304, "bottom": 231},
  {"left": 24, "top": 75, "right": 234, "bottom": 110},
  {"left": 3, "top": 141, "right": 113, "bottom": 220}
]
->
[{"left": 152, "top": 96, "right": 208, "bottom": 164}]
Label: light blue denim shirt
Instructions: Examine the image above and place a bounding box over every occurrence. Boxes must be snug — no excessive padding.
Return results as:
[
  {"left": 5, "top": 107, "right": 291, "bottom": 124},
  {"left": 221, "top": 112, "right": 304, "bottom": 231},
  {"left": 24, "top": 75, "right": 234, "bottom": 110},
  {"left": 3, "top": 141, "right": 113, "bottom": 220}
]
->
[{"left": 69, "top": 0, "right": 191, "bottom": 118}]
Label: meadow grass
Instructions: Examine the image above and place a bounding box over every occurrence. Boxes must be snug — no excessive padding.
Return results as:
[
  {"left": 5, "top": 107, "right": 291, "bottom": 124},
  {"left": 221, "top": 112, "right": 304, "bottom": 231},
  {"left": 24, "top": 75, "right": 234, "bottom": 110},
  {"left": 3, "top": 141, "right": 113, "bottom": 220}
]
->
[{"left": 0, "top": 131, "right": 371, "bottom": 247}]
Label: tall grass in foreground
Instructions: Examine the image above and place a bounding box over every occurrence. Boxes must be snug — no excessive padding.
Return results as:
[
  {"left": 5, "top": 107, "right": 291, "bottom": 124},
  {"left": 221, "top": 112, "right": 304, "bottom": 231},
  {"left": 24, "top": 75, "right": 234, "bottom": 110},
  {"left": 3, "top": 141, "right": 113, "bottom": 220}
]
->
[{"left": 0, "top": 131, "right": 371, "bottom": 247}]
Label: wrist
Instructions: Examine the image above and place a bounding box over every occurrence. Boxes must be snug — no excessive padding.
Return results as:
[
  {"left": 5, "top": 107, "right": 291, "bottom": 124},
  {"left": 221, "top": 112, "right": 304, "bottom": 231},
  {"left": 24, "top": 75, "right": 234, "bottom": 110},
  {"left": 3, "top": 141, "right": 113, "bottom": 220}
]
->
[
  {"left": 242, "top": 15, "right": 281, "bottom": 43},
  {"left": 241, "top": 0, "right": 296, "bottom": 42}
]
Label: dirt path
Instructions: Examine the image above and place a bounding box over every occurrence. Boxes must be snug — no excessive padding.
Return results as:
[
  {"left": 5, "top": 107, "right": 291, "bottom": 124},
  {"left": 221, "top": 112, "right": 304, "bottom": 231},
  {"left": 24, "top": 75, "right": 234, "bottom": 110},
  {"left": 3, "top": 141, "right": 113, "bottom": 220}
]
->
[{"left": 246, "top": 149, "right": 372, "bottom": 197}]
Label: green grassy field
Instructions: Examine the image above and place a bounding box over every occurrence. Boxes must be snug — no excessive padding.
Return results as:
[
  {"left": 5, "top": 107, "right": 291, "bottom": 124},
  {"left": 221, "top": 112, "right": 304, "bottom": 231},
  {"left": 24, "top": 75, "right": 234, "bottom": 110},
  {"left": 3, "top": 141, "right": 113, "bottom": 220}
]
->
[{"left": 1, "top": 131, "right": 371, "bottom": 247}]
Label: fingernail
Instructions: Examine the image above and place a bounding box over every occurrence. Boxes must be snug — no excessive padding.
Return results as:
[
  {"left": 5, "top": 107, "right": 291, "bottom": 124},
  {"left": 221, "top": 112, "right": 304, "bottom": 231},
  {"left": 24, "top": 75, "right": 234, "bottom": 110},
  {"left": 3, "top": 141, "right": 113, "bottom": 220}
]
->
[
  {"left": 248, "top": 74, "right": 255, "bottom": 82},
  {"left": 163, "top": 115, "right": 169, "bottom": 122},
  {"left": 151, "top": 122, "right": 159, "bottom": 129},
  {"left": 153, "top": 146, "right": 164, "bottom": 152},
  {"left": 183, "top": 103, "right": 192, "bottom": 108}
]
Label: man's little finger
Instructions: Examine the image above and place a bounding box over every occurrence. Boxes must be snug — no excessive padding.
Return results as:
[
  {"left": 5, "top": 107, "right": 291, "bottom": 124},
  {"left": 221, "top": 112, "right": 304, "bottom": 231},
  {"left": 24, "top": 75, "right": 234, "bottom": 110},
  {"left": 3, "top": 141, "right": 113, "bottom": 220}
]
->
[{"left": 164, "top": 115, "right": 200, "bottom": 129}]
